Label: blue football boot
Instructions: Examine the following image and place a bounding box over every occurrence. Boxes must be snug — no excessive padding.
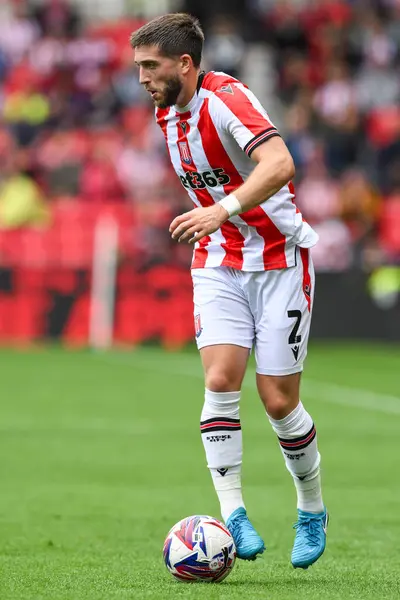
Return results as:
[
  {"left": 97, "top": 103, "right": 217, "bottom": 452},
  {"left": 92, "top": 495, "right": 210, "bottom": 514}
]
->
[
  {"left": 291, "top": 508, "right": 328, "bottom": 569},
  {"left": 226, "top": 507, "right": 265, "bottom": 561}
]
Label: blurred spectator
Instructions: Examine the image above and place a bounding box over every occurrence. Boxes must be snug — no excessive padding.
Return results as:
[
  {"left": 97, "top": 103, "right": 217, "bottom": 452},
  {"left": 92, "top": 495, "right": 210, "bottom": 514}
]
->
[
  {"left": 35, "top": 130, "right": 89, "bottom": 198},
  {"left": 112, "top": 53, "right": 148, "bottom": 106},
  {"left": 311, "top": 219, "right": 353, "bottom": 272},
  {"left": 0, "top": 152, "right": 50, "bottom": 229},
  {"left": 295, "top": 145, "right": 341, "bottom": 225},
  {"left": 338, "top": 169, "right": 380, "bottom": 241},
  {"left": 265, "top": 0, "right": 308, "bottom": 59},
  {"left": 279, "top": 54, "right": 312, "bottom": 105},
  {"left": 338, "top": 168, "right": 381, "bottom": 266},
  {"left": 354, "top": 11, "right": 400, "bottom": 115},
  {"left": 313, "top": 61, "right": 356, "bottom": 128},
  {"left": 379, "top": 195, "right": 400, "bottom": 263},
  {"left": 80, "top": 146, "right": 126, "bottom": 203},
  {"left": 378, "top": 161, "right": 400, "bottom": 262},
  {"left": 116, "top": 132, "right": 168, "bottom": 197},
  {"left": 0, "top": 1, "right": 39, "bottom": 66},
  {"left": 203, "top": 16, "right": 245, "bottom": 78},
  {"left": 3, "top": 73, "right": 50, "bottom": 146},
  {"left": 31, "top": 0, "right": 82, "bottom": 38},
  {"left": 284, "top": 102, "right": 315, "bottom": 174}
]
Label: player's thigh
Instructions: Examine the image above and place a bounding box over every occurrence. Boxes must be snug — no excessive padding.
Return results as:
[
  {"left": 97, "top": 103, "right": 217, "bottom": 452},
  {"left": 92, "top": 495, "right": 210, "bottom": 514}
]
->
[
  {"left": 192, "top": 267, "right": 254, "bottom": 390},
  {"left": 192, "top": 267, "right": 254, "bottom": 350},
  {"left": 253, "top": 247, "right": 315, "bottom": 377}
]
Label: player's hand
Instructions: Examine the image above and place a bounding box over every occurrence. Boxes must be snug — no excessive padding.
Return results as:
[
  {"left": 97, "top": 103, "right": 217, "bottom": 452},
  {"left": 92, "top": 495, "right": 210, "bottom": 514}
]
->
[{"left": 169, "top": 204, "right": 229, "bottom": 244}]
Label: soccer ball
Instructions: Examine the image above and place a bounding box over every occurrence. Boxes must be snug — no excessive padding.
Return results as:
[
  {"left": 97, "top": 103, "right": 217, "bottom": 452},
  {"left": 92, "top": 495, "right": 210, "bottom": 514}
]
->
[{"left": 163, "top": 515, "right": 236, "bottom": 583}]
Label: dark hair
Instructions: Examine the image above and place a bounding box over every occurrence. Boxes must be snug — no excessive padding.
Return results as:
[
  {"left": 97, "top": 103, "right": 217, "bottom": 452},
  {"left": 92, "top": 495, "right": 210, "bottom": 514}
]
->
[{"left": 130, "top": 13, "right": 204, "bottom": 68}]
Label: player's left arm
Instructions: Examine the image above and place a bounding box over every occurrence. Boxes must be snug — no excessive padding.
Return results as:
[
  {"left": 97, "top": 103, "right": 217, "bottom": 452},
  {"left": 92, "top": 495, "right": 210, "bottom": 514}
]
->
[{"left": 170, "top": 137, "right": 294, "bottom": 244}]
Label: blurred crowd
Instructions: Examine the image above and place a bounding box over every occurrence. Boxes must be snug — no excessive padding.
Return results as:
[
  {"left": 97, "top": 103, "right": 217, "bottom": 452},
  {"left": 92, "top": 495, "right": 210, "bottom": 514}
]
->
[{"left": 0, "top": 0, "right": 399, "bottom": 271}]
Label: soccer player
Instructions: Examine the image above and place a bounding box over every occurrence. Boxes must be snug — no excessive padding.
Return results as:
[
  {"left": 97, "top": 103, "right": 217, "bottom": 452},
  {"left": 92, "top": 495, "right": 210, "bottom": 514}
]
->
[{"left": 130, "top": 13, "right": 328, "bottom": 568}]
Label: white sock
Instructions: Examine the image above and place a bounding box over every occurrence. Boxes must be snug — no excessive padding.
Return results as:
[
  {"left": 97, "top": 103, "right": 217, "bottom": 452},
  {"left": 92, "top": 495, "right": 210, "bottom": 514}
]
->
[
  {"left": 268, "top": 401, "right": 324, "bottom": 514},
  {"left": 201, "top": 389, "right": 244, "bottom": 522}
]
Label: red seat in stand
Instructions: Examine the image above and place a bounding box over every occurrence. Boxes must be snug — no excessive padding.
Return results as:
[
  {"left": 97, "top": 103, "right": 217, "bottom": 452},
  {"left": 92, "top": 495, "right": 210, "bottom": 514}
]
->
[
  {"left": 114, "top": 293, "right": 158, "bottom": 344},
  {"left": 63, "top": 294, "right": 91, "bottom": 346}
]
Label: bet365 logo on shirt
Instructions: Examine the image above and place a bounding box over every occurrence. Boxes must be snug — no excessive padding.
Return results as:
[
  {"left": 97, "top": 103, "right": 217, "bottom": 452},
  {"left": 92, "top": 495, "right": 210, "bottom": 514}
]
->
[{"left": 179, "top": 168, "right": 231, "bottom": 191}]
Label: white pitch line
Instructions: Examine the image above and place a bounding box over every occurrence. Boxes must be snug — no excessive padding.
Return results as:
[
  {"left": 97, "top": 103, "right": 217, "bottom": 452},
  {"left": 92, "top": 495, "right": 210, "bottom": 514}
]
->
[{"left": 94, "top": 351, "right": 400, "bottom": 417}]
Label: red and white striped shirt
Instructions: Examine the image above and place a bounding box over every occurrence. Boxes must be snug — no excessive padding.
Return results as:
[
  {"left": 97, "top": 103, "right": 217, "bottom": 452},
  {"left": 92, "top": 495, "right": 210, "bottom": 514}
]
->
[{"left": 156, "top": 71, "right": 318, "bottom": 271}]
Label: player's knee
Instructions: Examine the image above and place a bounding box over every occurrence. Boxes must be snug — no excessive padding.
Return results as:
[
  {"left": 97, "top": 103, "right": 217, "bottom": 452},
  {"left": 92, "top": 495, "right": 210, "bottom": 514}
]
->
[
  {"left": 205, "top": 369, "right": 239, "bottom": 393},
  {"left": 258, "top": 373, "right": 300, "bottom": 420},
  {"left": 264, "top": 392, "right": 297, "bottom": 420}
]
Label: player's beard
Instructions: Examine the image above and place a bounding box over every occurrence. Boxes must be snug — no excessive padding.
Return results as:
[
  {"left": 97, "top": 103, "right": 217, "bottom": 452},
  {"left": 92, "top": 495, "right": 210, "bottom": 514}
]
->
[{"left": 156, "top": 75, "right": 183, "bottom": 108}]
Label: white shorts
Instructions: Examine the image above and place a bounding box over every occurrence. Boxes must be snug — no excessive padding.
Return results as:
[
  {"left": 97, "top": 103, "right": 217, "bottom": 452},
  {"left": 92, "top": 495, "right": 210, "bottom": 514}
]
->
[{"left": 192, "top": 247, "right": 315, "bottom": 376}]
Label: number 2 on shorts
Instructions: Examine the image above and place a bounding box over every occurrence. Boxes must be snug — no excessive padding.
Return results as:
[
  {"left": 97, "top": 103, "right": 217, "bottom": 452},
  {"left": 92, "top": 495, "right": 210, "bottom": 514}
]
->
[{"left": 287, "top": 310, "right": 302, "bottom": 344}]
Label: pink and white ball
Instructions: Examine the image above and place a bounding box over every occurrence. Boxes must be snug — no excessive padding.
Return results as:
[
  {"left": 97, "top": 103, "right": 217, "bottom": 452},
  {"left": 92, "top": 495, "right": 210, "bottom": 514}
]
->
[{"left": 163, "top": 515, "right": 236, "bottom": 583}]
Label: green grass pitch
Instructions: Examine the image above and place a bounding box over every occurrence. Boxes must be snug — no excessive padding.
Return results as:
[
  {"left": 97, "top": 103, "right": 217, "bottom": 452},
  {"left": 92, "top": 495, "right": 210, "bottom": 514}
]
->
[{"left": 0, "top": 343, "right": 399, "bottom": 599}]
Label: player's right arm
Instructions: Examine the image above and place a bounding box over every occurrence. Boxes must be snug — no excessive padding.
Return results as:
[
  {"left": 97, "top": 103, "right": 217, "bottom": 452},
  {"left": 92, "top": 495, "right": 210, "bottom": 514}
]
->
[
  {"left": 169, "top": 132, "right": 294, "bottom": 246},
  {"left": 170, "top": 83, "right": 295, "bottom": 245},
  {"left": 210, "top": 83, "right": 295, "bottom": 218},
  {"left": 224, "top": 135, "right": 295, "bottom": 215}
]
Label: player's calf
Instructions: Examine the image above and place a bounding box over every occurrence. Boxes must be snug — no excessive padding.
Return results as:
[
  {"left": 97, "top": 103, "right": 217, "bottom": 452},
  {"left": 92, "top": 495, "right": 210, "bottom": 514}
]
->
[{"left": 200, "top": 388, "right": 245, "bottom": 521}]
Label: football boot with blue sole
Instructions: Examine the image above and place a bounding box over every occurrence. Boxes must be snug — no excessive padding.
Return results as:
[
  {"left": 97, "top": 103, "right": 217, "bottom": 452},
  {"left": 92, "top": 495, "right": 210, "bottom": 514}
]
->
[
  {"left": 291, "top": 508, "right": 328, "bottom": 569},
  {"left": 226, "top": 507, "right": 265, "bottom": 561}
]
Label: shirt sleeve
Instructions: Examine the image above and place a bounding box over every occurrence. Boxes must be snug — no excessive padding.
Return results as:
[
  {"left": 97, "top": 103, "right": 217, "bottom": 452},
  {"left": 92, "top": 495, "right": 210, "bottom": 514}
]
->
[{"left": 211, "top": 82, "right": 280, "bottom": 157}]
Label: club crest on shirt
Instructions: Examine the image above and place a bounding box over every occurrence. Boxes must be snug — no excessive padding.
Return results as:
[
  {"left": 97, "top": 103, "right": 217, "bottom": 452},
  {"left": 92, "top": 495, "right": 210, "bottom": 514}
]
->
[
  {"left": 178, "top": 141, "right": 192, "bottom": 165},
  {"left": 194, "top": 314, "right": 203, "bottom": 338}
]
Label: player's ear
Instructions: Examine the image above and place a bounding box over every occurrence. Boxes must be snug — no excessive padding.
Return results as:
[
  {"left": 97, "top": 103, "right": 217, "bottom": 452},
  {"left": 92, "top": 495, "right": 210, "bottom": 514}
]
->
[{"left": 180, "top": 54, "right": 192, "bottom": 74}]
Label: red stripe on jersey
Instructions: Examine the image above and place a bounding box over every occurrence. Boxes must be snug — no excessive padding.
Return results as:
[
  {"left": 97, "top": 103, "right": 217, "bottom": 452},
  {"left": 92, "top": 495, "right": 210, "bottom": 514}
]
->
[
  {"left": 202, "top": 73, "right": 274, "bottom": 138},
  {"left": 192, "top": 236, "right": 211, "bottom": 268},
  {"left": 176, "top": 112, "right": 244, "bottom": 270},
  {"left": 198, "top": 99, "right": 287, "bottom": 269},
  {"left": 300, "top": 247, "right": 312, "bottom": 312},
  {"left": 156, "top": 107, "right": 170, "bottom": 126},
  {"left": 198, "top": 100, "right": 245, "bottom": 269}
]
